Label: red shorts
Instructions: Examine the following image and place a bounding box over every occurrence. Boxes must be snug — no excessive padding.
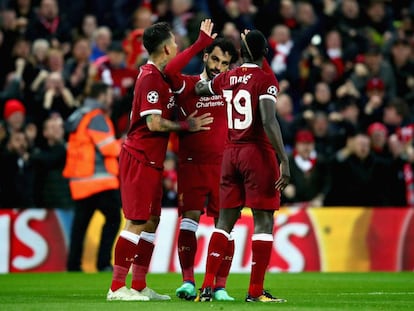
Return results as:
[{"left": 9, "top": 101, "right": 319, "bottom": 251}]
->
[
  {"left": 119, "top": 148, "right": 163, "bottom": 220},
  {"left": 177, "top": 163, "right": 220, "bottom": 218},
  {"left": 220, "top": 144, "right": 280, "bottom": 210}
]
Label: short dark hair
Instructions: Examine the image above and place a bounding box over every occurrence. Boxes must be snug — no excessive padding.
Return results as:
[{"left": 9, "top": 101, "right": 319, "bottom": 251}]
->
[
  {"left": 89, "top": 82, "right": 110, "bottom": 98},
  {"left": 143, "top": 22, "right": 172, "bottom": 54},
  {"left": 241, "top": 30, "right": 268, "bottom": 62},
  {"left": 204, "top": 37, "right": 239, "bottom": 64}
]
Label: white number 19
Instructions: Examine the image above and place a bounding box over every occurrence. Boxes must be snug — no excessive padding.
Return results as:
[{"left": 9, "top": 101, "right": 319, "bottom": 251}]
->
[{"left": 223, "top": 89, "right": 253, "bottom": 130}]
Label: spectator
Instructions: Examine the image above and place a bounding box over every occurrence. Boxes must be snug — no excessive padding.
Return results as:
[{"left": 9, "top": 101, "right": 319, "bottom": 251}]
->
[
  {"left": 268, "top": 24, "right": 293, "bottom": 80},
  {"left": 333, "top": 0, "right": 367, "bottom": 55},
  {"left": 39, "top": 71, "right": 77, "bottom": 123},
  {"left": 63, "top": 82, "right": 121, "bottom": 272},
  {"left": 367, "top": 121, "right": 391, "bottom": 160},
  {"left": 63, "top": 37, "right": 91, "bottom": 98},
  {"left": 25, "top": 0, "right": 72, "bottom": 54},
  {"left": 349, "top": 44, "right": 396, "bottom": 100},
  {"left": 95, "top": 41, "right": 138, "bottom": 100},
  {"left": 309, "top": 111, "right": 336, "bottom": 159},
  {"left": 325, "top": 133, "right": 391, "bottom": 206},
  {"left": 0, "top": 130, "right": 34, "bottom": 208},
  {"left": 383, "top": 98, "right": 412, "bottom": 135},
  {"left": 361, "top": 77, "right": 387, "bottom": 126},
  {"left": 283, "top": 129, "right": 329, "bottom": 207},
  {"left": 72, "top": 14, "right": 98, "bottom": 42},
  {"left": 31, "top": 114, "right": 74, "bottom": 210},
  {"left": 363, "top": 0, "right": 395, "bottom": 47},
  {"left": 387, "top": 132, "right": 414, "bottom": 206},
  {"left": 1, "top": 98, "right": 26, "bottom": 147},
  {"left": 275, "top": 93, "right": 295, "bottom": 149},
  {"left": 89, "top": 26, "right": 112, "bottom": 62},
  {"left": 388, "top": 38, "right": 414, "bottom": 107}
]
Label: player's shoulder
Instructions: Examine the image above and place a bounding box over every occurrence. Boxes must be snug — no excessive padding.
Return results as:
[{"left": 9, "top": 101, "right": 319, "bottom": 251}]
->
[{"left": 138, "top": 65, "right": 166, "bottom": 86}]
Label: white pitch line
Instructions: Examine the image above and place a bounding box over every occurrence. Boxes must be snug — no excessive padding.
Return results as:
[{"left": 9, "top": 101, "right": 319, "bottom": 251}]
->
[{"left": 339, "top": 292, "right": 414, "bottom": 296}]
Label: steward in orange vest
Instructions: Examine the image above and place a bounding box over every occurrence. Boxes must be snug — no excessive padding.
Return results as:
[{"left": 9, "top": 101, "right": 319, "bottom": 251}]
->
[{"left": 63, "top": 85, "right": 121, "bottom": 200}]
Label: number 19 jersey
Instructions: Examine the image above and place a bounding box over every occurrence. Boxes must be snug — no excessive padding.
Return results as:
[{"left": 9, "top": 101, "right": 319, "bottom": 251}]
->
[{"left": 209, "top": 64, "right": 279, "bottom": 148}]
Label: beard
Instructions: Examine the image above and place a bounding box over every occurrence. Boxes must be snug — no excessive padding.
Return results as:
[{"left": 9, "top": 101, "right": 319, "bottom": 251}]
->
[{"left": 205, "top": 65, "right": 219, "bottom": 80}]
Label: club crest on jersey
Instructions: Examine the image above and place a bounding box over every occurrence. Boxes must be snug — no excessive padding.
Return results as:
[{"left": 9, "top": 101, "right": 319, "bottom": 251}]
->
[
  {"left": 267, "top": 85, "right": 278, "bottom": 96},
  {"left": 147, "top": 91, "right": 159, "bottom": 104}
]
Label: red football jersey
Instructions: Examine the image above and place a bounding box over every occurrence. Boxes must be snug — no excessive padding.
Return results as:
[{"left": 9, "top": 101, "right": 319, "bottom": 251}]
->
[
  {"left": 123, "top": 62, "right": 175, "bottom": 169},
  {"left": 175, "top": 75, "right": 227, "bottom": 164},
  {"left": 210, "top": 64, "right": 279, "bottom": 148}
]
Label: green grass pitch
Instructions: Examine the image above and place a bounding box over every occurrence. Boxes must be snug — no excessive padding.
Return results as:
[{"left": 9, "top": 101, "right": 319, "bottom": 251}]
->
[{"left": 0, "top": 272, "right": 413, "bottom": 310}]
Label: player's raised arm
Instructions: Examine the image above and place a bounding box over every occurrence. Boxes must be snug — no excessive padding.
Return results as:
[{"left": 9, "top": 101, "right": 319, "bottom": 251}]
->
[
  {"left": 146, "top": 112, "right": 213, "bottom": 132},
  {"left": 164, "top": 19, "right": 217, "bottom": 91},
  {"left": 259, "top": 97, "right": 290, "bottom": 191}
]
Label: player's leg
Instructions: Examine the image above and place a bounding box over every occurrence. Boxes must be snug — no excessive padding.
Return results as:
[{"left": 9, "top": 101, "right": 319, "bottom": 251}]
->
[
  {"left": 129, "top": 168, "right": 170, "bottom": 301},
  {"left": 176, "top": 163, "right": 208, "bottom": 299},
  {"left": 107, "top": 150, "right": 152, "bottom": 301},
  {"left": 198, "top": 207, "right": 240, "bottom": 302},
  {"left": 245, "top": 209, "right": 286, "bottom": 303},
  {"left": 242, "top": 146, "right": 286, "bottom": 302},
  {"left": 213, "top": 230, "right": 235, "bottom": 301},
  {"left": 176, "top": 210, "right": 201, "bottom": 300},
  {"left": 107, "top": 219, "right": 149, "bottom": 301}
]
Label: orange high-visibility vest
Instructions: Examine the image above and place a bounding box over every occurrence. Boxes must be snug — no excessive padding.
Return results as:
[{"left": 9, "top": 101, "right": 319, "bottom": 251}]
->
[{"left": 63, "top": 108, "right": 120, "bottom": 200}]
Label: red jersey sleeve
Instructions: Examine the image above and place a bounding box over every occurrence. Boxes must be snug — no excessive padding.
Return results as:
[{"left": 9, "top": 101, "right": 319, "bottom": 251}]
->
[
  {"left": 164, "top": 31, "right": 213, "bottom": 92},
  {"left": 133, "top": 71, "right": 166, "bottom": 118}
]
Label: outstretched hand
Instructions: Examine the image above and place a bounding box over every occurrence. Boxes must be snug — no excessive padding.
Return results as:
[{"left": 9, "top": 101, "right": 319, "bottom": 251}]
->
[
  {"left": 186, "top": 110, "right": 214, "bottom": 131},
  {"left": 200, "top": 19, "right": 217, "bottom": 40}
]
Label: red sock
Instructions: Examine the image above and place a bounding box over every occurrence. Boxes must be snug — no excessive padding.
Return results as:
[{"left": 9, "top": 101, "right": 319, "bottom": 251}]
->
[
  {"left": 201, "top": 230, "right": 229, "bottom": 289},
  {"left": 110, "top": 236, "right": 137, "bottom": 291},
  {"left": 178, "top": 229, "right": 197, "bottom": 283},
  {"left": 215, "top": 238, "right": 234, "bottom": 289},
  {"left": 131, "top": 239, "right": 154, "bottom": 291},
  {"left": 248, "top": 236, "right": 273, "bottom": 297}
]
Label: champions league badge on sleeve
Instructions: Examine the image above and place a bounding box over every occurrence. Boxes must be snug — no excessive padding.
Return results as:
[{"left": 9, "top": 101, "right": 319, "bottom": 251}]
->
[{"left": 147, "top": 91, "right": 159, "bottom": 104}]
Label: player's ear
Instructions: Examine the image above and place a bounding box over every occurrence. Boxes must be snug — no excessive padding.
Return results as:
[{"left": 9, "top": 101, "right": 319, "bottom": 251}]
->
[
  {"left": 164, "top": 45, "right": 169, "bottom": 55},
  {"left": 202, "top": 53, "right": 209, "bottom": 62}
]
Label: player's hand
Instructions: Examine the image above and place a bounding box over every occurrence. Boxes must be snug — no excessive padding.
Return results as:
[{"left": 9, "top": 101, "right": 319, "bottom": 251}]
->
[
  {"left": 186, "top": 110, "right": 214, "bottom": 131},
  {"left": 275, "top": 161, "right": 290, "bottom": 191},
  {"left": 200, "top": 19, "right": 217, "bottom": 40}
]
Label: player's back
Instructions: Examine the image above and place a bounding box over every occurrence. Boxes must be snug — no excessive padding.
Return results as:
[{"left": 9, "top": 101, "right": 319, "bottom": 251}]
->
[{"left": 211, "top": 64, "right": 278, "bottom": 148}]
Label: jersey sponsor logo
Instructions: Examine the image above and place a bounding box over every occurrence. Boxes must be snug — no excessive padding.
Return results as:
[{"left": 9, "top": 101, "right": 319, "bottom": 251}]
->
[
  {"left": 147, "top": 91, "right": 159, "bottom": 104},
  {"left": 167, "top": 95, "right": 175, "bottom": 109},
  {"left": 267, "top": 85, "right": 278, "bottom": 96},
  {"left": 230, "top": 74, "right": 252, "bottom": 85},
  {"left": 195, "top": 95, "right": 224, "bottom": 109}
]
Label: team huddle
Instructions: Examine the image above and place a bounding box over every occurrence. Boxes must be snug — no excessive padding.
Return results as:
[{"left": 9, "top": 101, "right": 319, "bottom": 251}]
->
[{"left": 106, "top": 19, "right": 290, "bottom": 303}]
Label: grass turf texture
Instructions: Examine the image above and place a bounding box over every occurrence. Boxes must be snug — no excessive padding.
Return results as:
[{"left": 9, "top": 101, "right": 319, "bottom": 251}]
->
[{"left": 0, "top": 272, "right": 413, "bottom": 311}]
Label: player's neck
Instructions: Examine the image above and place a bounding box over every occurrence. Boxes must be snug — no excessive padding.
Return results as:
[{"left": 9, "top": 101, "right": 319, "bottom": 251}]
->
[
  {"left": 242, "top": 57, "right": 263, "bottom": 68},
  {"left": 200, "top": 70, "right": 208, "bottom": 81},
  {"left": 148, "top": 55, "right": 167, "bottom": 72}
]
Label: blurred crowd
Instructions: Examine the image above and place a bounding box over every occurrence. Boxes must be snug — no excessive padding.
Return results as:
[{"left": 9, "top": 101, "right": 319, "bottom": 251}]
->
[{"left": 0, "top": 0, "right": 414, "bottom": 209}]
